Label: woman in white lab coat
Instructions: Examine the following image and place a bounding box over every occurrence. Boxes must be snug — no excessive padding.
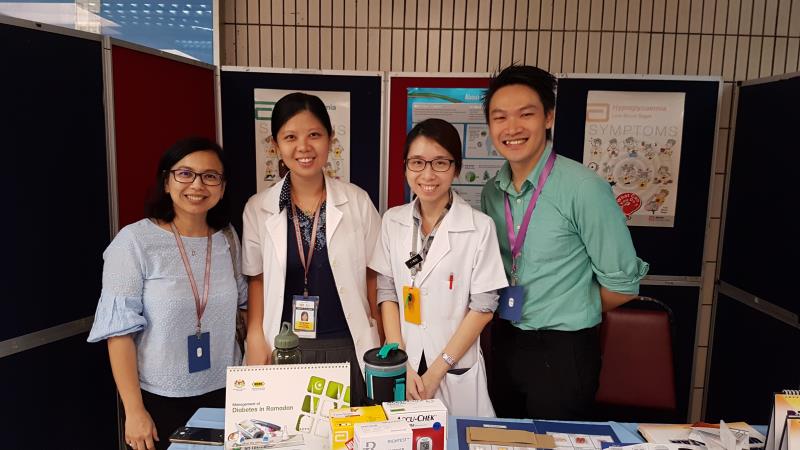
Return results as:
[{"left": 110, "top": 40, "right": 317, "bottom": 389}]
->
[
  {"left": 242, "top": 92, "right": 382, "bottom": 406},
  {"left": 370, "top": 118, "right": 507, "bottom": 417}
]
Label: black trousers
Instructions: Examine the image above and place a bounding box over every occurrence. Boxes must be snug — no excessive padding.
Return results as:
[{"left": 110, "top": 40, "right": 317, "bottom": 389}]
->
[
  {"left": 299, "top": 336, "right": 367, "bottom": 406},
  {"left": 133, "top": 388, "right": 226, "bottom": 450},
  {"left": 489, "top": 319, "right": 601, "bottom": 420}
]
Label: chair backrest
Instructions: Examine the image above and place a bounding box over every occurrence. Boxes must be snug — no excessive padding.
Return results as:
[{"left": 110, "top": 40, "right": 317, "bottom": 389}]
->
[{"left": 595, "top": 297, "right": 678, "bottom": 413}]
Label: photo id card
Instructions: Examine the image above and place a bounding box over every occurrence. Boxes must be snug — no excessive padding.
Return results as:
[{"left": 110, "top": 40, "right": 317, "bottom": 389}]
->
[
  {"left": 292, "top": 295, "right": 319, "bottom": 339},
  {"left": 498, "top": 285, "right": 525, "bottom": 322},
  {"left": 188, "top": 331, "right": 211, "bottom": 373}
]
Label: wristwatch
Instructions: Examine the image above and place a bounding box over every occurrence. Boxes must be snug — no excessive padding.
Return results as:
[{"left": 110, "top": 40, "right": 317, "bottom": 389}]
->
[{"left": 441, "top": 352, "right": 456, "bottom": 367}]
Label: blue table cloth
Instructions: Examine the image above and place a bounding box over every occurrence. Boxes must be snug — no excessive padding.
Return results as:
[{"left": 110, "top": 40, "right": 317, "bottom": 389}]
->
[{"left": 167, "top": 408, "right": 646, "bottom": 449}]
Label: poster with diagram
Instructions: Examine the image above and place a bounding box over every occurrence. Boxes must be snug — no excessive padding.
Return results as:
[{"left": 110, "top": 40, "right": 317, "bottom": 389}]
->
[
  {"left": 254, "top": 89, "right": 351, "bottom": 192},
  {"left": 407, "top": 87, "right": 504, "bottom": 209},
  {"left": 583, "top": 90, "right": 685, "bottom": 228},
  {"left": 224, "top": 363, "right": 350, "bottom": 450}
]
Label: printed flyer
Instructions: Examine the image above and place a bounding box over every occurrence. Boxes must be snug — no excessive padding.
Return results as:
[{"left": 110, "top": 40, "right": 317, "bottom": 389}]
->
[
  {"left": 224, "top": 363, "right": 350, "bottom": 450},
  {"left": 583, "top": 90, "right": 686, "bottom": 228},
  {"left": 254, "top": 89, "right": 351, "bottom": 192},
  {"left": 407, "top": 87, "right": 504, "bottom": 209}
]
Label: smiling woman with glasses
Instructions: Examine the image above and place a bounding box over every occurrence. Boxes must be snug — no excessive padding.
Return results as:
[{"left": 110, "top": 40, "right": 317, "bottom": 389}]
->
[
  {"left": 88, "top": 137, "right": 247, "bottom": 450},
  {"left": 369, "top": 118, "right": 507, "bottom": 417}
]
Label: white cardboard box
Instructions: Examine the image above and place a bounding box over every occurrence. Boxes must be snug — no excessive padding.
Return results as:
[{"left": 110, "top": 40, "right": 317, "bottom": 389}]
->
[
  {"left": 354, "top": 421, "right": 413, "bottom": 450},
  {"left": 382, "top": 399, "right": 448, "bottom": 450}
]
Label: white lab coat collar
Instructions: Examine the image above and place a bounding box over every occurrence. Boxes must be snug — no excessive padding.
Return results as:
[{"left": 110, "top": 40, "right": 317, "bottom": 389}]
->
[
  {"left": 391, "top": 191, "right": 475, "bottom": 285},
  {"left": 257, "top": 173, "right": 349, "bottom": 278}
]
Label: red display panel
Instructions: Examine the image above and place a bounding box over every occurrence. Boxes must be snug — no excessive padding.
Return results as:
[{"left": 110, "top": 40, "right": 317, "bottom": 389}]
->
[
  {"left": 112, "top": 45, "right": 216, "bottom": 228},
  {"left": 387, "top": 76, "right": 489, "bottom": 208}
]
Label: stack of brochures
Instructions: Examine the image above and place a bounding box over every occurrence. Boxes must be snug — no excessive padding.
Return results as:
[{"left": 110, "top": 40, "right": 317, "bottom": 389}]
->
[{"left": 638, "top": 421, "right": 766, "bottom": 450}]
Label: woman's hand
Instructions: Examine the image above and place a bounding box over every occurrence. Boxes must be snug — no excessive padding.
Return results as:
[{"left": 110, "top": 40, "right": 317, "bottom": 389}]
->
[
  {"left": 124, "top": 406, "right": 158, "bottom": 450},
  {"left": 244, "top": 335, "right": 272, "bottom": 365},
  {"left": 420, "top": 368, "right": 446, "bottom": 399},
  {"left": 406, "top": 368, "right": 426, "bottom": 400}
]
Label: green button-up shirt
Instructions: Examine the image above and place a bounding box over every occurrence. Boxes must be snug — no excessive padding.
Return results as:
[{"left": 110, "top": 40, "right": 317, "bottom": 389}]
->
[{"left": 480, "top": 143, "right": 649, "bottom": 331}]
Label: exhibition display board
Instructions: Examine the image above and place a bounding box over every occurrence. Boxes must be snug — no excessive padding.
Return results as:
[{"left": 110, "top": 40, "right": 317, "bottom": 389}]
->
[
  {"left": 554, "top": 75, "right": 722, "bottom": 277},
  {"left": 1, "top": 19, "right": 110, "bottom": 341},
  {"left": 706, "top": 73, "right": 800, "bottom": 423},
  {"left": 0, "top": 16, "right": 117, "bottom": 450},
  {"left": 111, "top": 40, "right": 217, "bottom": 229}
]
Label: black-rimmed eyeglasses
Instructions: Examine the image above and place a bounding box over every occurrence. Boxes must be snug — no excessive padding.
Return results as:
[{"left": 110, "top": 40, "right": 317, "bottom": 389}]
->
[
  {"left": 169, "top": 169, "right": 225, "bottom": 186},
  {"left": 405, "top": 158, "right": 455, "bottom": 172}
]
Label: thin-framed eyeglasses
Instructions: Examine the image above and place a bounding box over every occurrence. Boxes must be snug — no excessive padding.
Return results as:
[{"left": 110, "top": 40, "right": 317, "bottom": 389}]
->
[
  {"left": 169, "top": 169, "right": 225, "bottom": 186},
  {"left": 405, "top": 158, "right": 455, "bottom": 172}
]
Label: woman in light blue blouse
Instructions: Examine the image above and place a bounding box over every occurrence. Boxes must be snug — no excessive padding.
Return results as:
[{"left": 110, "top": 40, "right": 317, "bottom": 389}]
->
[{"left": 88, "top": 138, "right": 247, "bottom": 450}]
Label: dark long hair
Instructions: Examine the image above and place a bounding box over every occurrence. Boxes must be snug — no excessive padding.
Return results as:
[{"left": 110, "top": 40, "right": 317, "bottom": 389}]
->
[{"left": 145, "top": 137, "right": 231, "bottom": 230}]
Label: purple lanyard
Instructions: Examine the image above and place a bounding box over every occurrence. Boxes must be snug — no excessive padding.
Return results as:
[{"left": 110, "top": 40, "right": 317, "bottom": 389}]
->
[{"left": 504, "top": 151, "right": 557, "bottom": 283}]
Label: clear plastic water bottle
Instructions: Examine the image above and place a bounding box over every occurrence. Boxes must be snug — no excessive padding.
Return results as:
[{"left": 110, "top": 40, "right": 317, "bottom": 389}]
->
[{"left": 272, "top": 322, "right": 301, "bottom": 365}]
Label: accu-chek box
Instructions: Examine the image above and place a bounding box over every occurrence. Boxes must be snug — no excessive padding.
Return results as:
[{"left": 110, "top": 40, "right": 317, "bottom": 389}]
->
[
  {"left": 382, "top": 399, "right": 447, "bottom": 450},
  {"left": 354, "top": 421, "right": 412, "bottom": 450}
]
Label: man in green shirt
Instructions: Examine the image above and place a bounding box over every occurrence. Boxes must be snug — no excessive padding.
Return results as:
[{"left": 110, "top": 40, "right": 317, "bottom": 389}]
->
[{"left": 480, "top": 65, "right": 649, "bottom": 420}]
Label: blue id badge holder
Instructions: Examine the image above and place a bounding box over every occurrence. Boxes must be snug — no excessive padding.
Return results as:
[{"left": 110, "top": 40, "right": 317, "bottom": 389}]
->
[
  {"left": 498, "top": 286, "right": 524, "bottom": 321},
  {"left": 188, "top": 331, "right": 211, "bottom": 373},
  {"left": 498, "top": 269, "right": 524, "bottom": 322}
]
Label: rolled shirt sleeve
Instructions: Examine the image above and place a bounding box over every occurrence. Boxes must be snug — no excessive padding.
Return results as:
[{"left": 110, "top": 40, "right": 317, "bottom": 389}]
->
[
  {"left": 87, "top": 227, "right": 148, "bottom": 342},
  {"left": 376, "top": 273, "right": 398, "bottom": 305},
  {"left": 573, "top": 176, "right": 650, "bottom": 295},
  {"left": 468, "top": 215, "right": 509, "bottom": 307}
]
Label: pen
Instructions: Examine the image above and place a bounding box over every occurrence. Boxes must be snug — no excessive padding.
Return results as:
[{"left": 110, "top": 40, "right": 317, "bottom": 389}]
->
[{"left": 449, "top": 273, "right": 453, "bottom": 290}]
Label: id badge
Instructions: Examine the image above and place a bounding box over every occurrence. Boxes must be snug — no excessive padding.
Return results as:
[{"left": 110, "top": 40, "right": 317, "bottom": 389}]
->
[
  {"left": 402, "top": 285, "right": 422, "bottom": 325},
  {"left": 187, "top": 332, "right": 211, "bottom": 373},
  {"left": 497, "top": 286, "right": 525, "bottom": 322},
  {"left": 292, "top": 295, "right": 319, "bottom": 339}
]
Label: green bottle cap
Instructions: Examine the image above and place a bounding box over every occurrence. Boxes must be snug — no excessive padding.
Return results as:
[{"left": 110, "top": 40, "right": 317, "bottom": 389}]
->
[
  {"left": 274, "top": 322, "right": 299, "bottom": 349},
  {"left": 377, "top": 343, "right": 399, "bottom": 359}
]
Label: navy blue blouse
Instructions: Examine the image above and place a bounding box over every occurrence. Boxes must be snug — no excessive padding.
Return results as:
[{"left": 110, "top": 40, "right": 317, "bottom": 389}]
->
[{"left": 279, "top": 176, "right": 350, "bottom": 338}]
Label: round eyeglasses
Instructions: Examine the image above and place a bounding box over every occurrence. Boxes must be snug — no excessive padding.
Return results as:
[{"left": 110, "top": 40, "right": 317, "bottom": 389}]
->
[
  {"left": 405, "top": 158, "right": 455, "bottom": 172},
  {"left": 169, "top": 169, "right": 225, "bottom": 186}
]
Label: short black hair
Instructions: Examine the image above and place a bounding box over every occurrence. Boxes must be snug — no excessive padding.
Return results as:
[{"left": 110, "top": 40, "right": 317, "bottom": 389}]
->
[
  {"left": 483, "top": 64, "right": 557, "bottom": 139},
  {"left": 145, "top": 137, "right": 231, "bottom": 230},
  {"left": 404, "top": 118, "right": 463, "bottom": 176},
  {"left": 271, "top": 92, "right": 333, "bottom": 138}
]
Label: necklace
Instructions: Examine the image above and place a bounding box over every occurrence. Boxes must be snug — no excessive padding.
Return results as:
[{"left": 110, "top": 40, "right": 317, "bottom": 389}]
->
[
  {"left": 170, "top": 221, "right": 208, "bottom": 256},
  {"left": 292, "top": 189, "right": 325, "bottom": 217},
  {"left": 297, "top": 205, "right": 316, "bottom": 217}
]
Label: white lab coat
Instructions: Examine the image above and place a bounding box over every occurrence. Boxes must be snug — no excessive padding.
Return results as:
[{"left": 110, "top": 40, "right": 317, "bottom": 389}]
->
[
  {"left": 369, "top": 191, "right": 508, "bottom": 417},
  {"left": 241, "top": 175, "right": 382, "bottom": 375}
]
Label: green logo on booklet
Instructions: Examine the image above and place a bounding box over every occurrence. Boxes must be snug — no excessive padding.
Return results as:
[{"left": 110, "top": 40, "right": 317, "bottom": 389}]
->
[
  {"left": 302, "top": 395, "right": 319, "bottom": 414},
  {"left": 326, "top": 381, "right": 344, "bottom": 400},
  {"left": 308, "top": 376, "right": 326, "bottom": 394}
]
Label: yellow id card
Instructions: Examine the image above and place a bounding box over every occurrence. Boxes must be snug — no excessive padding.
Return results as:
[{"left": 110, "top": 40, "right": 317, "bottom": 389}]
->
[{"left": 402, "top": 285, "right": 421, "bottom": 324}]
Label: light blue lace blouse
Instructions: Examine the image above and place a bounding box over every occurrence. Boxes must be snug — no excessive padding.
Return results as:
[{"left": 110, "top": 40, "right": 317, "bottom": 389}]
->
[{"left": 88, "top": 219, "right": 247, "bottom": 397}]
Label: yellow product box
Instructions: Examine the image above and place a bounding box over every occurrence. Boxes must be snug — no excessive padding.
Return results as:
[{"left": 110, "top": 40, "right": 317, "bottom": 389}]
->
[{"left": 329, "top": 405, "right": 387, "bottom": 450}]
